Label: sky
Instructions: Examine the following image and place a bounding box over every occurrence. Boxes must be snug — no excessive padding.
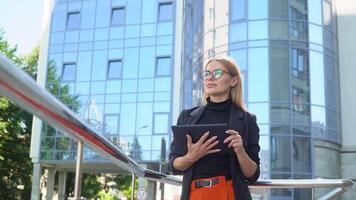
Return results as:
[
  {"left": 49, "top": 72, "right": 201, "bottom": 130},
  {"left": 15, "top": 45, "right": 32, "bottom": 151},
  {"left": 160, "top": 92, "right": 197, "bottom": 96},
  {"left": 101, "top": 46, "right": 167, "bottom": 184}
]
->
[{"left": 0, "top": 0, "right": 45, "bottom": 55}]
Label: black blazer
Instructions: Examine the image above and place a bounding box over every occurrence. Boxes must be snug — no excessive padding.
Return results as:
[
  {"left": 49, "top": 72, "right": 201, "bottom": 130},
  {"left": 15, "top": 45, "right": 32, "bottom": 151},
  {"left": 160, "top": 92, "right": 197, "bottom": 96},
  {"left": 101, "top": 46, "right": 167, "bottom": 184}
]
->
[{"left": 169, "top": 104, "right": 260, "bottom": 200}]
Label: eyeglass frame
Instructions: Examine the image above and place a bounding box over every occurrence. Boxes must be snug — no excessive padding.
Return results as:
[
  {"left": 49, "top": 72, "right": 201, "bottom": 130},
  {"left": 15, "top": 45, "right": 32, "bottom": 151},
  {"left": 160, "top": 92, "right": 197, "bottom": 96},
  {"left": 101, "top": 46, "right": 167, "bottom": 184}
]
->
[{"left": 200, "top": 68, "right": 236, "bottom": 80}]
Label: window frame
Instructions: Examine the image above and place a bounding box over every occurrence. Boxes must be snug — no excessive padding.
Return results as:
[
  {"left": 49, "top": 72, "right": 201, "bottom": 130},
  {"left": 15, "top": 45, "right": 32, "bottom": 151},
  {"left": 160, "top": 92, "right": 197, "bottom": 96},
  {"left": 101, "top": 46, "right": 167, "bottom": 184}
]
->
[
  {"left": 155, "top": 56, "right": 171, "bottom": 77},
  {"left": 111, "top": 7, "right": 126, "bottom": 26},
  {"left": 107, "top": 59, "right": 123, "bottom": 80},
  {"left": 66, "top": 12, "right": 80, "bottom": 30},
  {"left": 157, "top": 2, "right": 173, "bottom": 22},
  {"left": 61, "top": 63, "right": 77, "bottom": 82}
]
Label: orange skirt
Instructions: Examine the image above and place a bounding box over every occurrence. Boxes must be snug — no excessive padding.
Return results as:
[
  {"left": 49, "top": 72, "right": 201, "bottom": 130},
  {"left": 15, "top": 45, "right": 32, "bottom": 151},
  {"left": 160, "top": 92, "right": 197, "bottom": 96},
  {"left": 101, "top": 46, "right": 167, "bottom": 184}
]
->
[{"left": 189, "top": 176, "right": 235, "bottom": 200}]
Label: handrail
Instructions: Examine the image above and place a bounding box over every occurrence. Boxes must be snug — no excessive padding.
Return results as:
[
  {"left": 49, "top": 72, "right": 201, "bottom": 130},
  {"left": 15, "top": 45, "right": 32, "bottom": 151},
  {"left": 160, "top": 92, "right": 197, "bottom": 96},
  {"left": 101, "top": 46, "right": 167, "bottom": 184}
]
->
[
  {"left": 0, "top": 53, "right": 180, "bottom": 186},
  {"left": 250, "top": 179, "right": 353, "bottom": 200},
  {"left": 0, "top": 53, "right": 353, "bottom": 200}
]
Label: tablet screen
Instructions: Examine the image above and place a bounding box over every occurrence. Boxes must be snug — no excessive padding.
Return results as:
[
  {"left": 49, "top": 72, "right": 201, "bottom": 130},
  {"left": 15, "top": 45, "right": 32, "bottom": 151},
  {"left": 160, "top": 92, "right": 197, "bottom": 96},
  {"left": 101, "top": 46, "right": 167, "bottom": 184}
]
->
[{"left": 171, "top": 123, "right": 234, "bottom": 155}]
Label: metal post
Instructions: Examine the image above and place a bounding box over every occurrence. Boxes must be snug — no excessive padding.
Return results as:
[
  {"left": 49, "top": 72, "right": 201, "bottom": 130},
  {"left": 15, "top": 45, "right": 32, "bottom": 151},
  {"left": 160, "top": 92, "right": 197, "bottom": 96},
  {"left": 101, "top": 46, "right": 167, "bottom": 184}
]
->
[
  {"left": 74, "top": 141, "right": 84, "bottom": 200},
  {"left": 131, "top": 173, "right": 135, "bottom": 200}
]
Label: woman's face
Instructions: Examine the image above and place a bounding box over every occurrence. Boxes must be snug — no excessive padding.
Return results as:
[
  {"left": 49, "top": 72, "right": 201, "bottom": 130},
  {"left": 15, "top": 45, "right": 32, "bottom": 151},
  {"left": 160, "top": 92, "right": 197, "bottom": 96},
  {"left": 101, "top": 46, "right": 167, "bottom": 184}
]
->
[{"left": 203, "top": 60, "right": 236, "bottom": 98}]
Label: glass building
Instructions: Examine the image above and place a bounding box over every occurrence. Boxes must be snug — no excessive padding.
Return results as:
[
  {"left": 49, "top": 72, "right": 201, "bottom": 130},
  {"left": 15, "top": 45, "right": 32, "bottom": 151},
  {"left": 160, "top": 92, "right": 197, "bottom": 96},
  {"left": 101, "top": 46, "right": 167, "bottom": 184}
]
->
[
  {"left": 40, "top": 0, "right": 175, "bottom": 167},
  {"left": 34, "top": 0, "right": 345, "bottom": 199},
  {"left": 181, "top": 0, "right": 340, "bottom": 199}
]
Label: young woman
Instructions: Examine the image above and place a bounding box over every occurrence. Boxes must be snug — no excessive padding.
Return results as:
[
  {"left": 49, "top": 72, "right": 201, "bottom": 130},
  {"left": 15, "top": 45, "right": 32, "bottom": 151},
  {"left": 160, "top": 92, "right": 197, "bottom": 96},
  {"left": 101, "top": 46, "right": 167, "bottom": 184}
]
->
[{"left": 169, "top": 56, "right": 260, "bottom": 200}]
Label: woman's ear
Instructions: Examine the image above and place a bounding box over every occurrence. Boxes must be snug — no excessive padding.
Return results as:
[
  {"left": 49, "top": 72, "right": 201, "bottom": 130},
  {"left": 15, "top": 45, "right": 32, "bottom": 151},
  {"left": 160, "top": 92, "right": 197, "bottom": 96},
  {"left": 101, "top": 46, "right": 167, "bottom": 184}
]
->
[{"left": 230, "top": 76, "right": 238, "bottom": 87}]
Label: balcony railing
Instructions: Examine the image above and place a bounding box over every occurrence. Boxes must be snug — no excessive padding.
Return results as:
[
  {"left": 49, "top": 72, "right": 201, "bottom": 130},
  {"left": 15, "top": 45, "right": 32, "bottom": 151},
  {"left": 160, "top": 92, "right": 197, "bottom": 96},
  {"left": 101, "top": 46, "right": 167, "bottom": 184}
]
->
[{"left": 0, "top": 53, "right": 353, "bottom": 200}]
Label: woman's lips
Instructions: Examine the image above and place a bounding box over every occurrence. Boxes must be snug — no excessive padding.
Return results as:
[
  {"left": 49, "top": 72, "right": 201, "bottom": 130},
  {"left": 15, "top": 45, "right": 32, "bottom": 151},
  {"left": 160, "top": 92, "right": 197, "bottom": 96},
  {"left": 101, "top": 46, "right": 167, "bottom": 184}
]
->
[{"left": 206, "top": 84, "right": 217, "bottom": 88}]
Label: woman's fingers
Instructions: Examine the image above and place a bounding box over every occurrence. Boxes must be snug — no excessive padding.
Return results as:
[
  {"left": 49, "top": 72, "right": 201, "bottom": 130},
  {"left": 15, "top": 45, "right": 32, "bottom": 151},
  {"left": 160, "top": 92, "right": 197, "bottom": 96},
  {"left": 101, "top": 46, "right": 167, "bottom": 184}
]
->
[
  {"left": 207, "top": 148, "right": 221, "bottom": 154},
  {"left": 186, "top": 134, "right": 192, "bottom": 147},
  {"left": 197, "top": 131, "right": 210, "bottom": 145},
  {"left": 201, "top": 136, "right": 218, "bottom": 148},
  {"left": 206, "top": 139, "right": 219, "bottom": 150}
]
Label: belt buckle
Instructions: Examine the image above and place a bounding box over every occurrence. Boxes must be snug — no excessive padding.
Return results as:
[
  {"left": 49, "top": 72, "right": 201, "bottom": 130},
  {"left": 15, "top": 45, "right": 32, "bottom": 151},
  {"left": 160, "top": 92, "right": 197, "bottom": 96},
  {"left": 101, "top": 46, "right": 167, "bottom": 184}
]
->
[{"left": 203, "top": 179, "right": 213, "bottom": 187}]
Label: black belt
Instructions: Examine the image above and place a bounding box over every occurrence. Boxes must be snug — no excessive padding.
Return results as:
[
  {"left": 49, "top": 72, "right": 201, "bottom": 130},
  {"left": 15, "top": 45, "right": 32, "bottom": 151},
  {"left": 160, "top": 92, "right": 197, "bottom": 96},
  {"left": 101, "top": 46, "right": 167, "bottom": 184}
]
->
[{"left": 194, "top": 178, "right": 220, "bottom": 188}]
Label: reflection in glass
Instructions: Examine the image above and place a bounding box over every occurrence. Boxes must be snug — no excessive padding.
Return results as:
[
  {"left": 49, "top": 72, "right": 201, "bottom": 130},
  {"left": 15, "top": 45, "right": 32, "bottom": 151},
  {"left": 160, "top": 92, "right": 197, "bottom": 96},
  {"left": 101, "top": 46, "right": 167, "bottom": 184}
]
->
[
  {"left": 92, "top": 50, "right": 108, "bottom": 81},
  {"left": 248, "top": 21, "right": 268, "bottom": 40},
  {"left": 105, "top": 94, "right": 121, "bottom": 103},
  {"left": 271, "top": 136, "right": 291, "bottom": 171},
  {"left": 141, "top": 24, "right": 156, "bottom": 37},
  {"left": 123, "top": 48, "right": 139, "bottom": 78},
  {"left": 269, "top": 20, "right": 289, "bottom": 40},
  {"left": 155, "top": 77, "right": 171, "bottom": 91},
  {"left": 229, "top": 23, "right": 247, "bottom": 43},
  {"left": 105, "top": 103, "right": 120, "bottom": 114},
  {"left": 310, "top": 51, "right": 325, "bottom": 106},
  {"left": 120, "top": 103, "right": 136, "bottom": 135},
  {"left": 154, "top": 113, "right": 168, "bottom": 134},
  {"left": 323, "top": 1, "right": 332, "bottom": 27},
  {"left": 290, "top": 21, "right": 307, "bottom": 41},
  {"left": 229, "top": 49, "right": 247, "bottom": 70},
  {"left": 90, "top": 81, "right": 106, "bottom": 94},
  {"left": 154, "top": 102, "right": 170, "bottom": 112},
  {"left": 308, "top": 0, "right": 322, "bottom": 24},
  {"left": 270, "top": 104, "right": 290, "bottom": 125},
  {"left": 136, "top": 103, "right": 153, "bottom": 135},
  {"left": 81, "top": 0, "right": 95, "bottom": 29},
  {"left": 248, "top": 103, "right": 269, "bottom": 124},
  {"left": 248, "top": 48, "right": 268, "bottom": 102},
  {"left": 126, "top": 0, "right": 142, "bottom": 25},
  {"left": 75, "top": 82, "right": 90, "bottom": 95},
  {"left": 142, "top": 0, "right": 157, "bottom": 23},
  {"left": 270, "top": 47, "right": 289, "bottom": 102},
  {"left": 231, "top": 0, "right": 246, "bottom": 21},
  {"left": 122, "top": 80, "right": 137, "bottom": 93},
  {"left": 106, "top": 80, "right": 121, "bottom": 94},
  {"left": 271, "top": 173, "right": 292, "bottom": 198},
  {"left": 269, "top": 0, "right": 288, "bottom": 18},
  {"left": 290, "top": 0, "right": 307, "bottom": 20},
  {"left": 95, "top": 0, "right": 110, "bottom": 28},
  {"left": 311, "top": 105, "right": 325, "bottom": 127},
  {"left": 94, "top": 28, "right": 109, "bottom": 41},
  {"left": 309, "top": 24, "right": 323, "bottom": 45},
  {"left": 248, "top": 0, "right": 267, "bottom": 19},
  {"left": 293, "top": 137, "right": 311, "bottom": 173},
  {"left": 138, "top": 79, "right": 154, "bottom": 92},
  {"left": 104, "top": 115, "right": 119, "bottom": 134}
]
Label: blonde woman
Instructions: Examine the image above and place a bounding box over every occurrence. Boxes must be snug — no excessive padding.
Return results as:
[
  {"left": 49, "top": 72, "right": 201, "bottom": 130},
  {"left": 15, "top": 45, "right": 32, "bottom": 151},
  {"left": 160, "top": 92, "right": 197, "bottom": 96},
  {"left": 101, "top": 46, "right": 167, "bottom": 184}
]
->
[{"left": 169, "top": 56, "right": 260, "bottom": 200}]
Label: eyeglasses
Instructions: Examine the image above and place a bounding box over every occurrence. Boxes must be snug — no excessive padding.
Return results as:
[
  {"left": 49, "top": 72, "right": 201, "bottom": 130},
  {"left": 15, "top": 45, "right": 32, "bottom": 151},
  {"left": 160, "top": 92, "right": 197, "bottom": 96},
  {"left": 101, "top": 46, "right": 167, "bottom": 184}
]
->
[{"left": 201, "top": 69, "right": 235, "bottom": 80}]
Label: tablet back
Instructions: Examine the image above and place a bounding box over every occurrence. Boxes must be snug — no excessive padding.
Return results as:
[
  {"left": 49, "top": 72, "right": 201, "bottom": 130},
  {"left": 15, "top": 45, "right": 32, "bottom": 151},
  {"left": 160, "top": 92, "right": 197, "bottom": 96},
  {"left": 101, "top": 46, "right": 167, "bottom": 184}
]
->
[{"left": 171, "top": 123, "right": 233, "bottom": 155}]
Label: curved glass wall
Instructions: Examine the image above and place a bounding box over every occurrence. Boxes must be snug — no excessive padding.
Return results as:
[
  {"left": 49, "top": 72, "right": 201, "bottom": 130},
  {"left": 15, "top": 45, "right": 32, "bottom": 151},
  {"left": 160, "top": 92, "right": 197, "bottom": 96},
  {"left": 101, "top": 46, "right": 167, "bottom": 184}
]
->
[
  {"left": 41, "top": 0, "right": 175, "bottom": 164},
  {"left": 182, "top": 0, "right": 340, "bottom": 199}
]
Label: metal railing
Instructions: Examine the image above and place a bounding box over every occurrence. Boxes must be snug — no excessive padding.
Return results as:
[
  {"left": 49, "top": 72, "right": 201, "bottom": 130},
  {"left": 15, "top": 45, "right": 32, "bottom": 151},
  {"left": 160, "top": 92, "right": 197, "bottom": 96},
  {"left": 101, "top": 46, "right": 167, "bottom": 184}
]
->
[{"left": 0, "top": 53, "right": 353, "bottom": 200}]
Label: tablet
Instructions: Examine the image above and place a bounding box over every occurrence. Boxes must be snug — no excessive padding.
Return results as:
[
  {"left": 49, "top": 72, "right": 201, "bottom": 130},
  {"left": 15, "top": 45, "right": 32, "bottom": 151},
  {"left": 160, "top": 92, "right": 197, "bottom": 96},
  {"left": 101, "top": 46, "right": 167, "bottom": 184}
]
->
[{"left": 171, "top": 123, "right": 234, "bottom": 155}]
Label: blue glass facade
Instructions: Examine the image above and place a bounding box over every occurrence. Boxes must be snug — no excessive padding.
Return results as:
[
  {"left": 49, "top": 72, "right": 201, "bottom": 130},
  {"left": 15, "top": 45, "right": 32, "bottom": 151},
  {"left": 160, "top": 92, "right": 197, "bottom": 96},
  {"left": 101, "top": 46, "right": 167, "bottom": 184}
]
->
[
  {"left": 182, "top": 0, "right": 340, "bottom": 199},
  {"left": 41, "top": 0, "right": 175, "bottom": 163}
]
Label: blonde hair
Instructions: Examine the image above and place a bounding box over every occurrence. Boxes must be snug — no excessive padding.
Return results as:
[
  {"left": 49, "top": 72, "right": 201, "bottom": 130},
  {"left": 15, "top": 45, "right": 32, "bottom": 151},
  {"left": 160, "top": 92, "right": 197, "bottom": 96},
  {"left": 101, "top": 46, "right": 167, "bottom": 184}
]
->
[{"left": 202, "top": 56, "right": 247, "bottom": 111}]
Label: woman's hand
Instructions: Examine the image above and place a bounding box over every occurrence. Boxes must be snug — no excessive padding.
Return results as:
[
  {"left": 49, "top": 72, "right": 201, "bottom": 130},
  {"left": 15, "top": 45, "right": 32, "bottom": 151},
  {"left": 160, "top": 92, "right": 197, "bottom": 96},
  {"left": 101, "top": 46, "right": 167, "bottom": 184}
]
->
[
  {"left": 223, "top": 129, "right": 244, "bottom": 155},
  {"left": 184, "top": 131, "right": 221, "bottom": 162}
]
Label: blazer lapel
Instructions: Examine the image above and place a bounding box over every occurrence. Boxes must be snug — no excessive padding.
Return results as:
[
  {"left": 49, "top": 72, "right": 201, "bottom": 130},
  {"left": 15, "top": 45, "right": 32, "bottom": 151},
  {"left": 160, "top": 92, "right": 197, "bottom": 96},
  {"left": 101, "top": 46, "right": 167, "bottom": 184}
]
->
[
  {"left": 228, "top": 105, "right": 247, "bottom": 145},
  {"left": 187, "top": 105, "right": 206, "bottom": 125}
]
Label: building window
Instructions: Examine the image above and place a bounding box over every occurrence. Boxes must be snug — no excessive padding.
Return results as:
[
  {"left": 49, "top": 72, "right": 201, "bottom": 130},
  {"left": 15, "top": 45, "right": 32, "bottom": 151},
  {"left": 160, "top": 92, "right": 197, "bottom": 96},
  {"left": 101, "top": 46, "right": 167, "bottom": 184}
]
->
[
  {"left": 66, "top": 12, "right": 80, "bottom": 30},
  {"left": 156, "top": 57, "right": 171, "bottom": 76},
  {"left": 154, "top": 113, "right": 168, "bottom": 134},
  {"left": 104, "top": 114, "right": 120, "bottom": 135},
  {"left": 111, "top": 7, "right": 125, "bottom": 26},
  {"left": 292, "top": 86, "right": 305, "bottom": 112},
  {"left": 107, "top": 60, "right": 122, "bottom": 79},
  {"left": 291, "top": 48, "right": 308, "bottom": 80},
  {"left": 158, "top": 2, "right": 173, "bottom": 21},
  {"left": 62, "top": 63, "right": 77, "bottom": 82}
]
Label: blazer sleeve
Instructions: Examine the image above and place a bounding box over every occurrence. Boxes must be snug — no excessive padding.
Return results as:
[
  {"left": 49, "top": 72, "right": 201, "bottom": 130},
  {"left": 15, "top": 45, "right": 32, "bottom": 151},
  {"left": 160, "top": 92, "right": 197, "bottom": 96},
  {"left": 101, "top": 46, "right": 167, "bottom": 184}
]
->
[
  {"left": 245, "top": 113, "right": 261, "bottom": 183},
  {"left": 168, "top": 110, "right": 186, "bottom": 175}
]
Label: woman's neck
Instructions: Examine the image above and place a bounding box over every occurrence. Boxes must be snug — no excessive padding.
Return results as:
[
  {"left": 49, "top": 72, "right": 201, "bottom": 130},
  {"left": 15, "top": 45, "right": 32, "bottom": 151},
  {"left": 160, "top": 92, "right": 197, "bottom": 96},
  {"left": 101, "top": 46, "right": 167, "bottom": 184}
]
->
[{"left": 209, "top": 94, "right": 230, "bottom": 103}]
